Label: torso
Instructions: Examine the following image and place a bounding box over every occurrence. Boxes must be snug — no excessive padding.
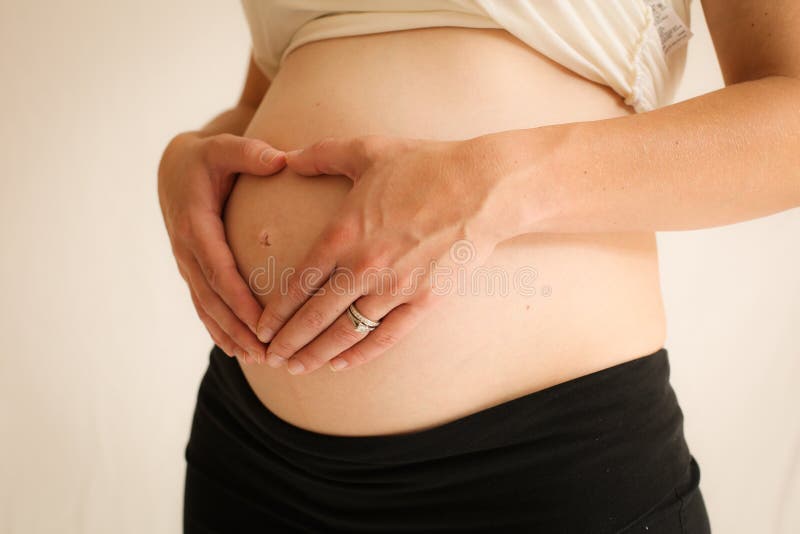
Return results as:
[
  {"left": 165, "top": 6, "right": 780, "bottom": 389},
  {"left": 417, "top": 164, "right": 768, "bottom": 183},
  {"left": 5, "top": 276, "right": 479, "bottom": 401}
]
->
[{"left": 224, "top": 28, "right": 666, "bottom": 436}]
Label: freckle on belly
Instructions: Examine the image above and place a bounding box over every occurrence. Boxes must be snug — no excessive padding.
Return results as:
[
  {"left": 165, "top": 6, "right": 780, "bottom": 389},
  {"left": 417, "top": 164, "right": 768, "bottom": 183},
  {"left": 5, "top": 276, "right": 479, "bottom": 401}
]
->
[{"left": 258, "top": 229, "right": 272, "bottom": 247}]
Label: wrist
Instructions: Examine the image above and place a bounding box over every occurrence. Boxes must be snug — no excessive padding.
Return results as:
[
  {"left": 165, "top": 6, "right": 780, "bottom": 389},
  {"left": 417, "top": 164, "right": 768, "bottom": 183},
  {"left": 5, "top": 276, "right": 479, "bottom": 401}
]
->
[{"left": 462, "top": 125, "right": 567, "bottom": 242}]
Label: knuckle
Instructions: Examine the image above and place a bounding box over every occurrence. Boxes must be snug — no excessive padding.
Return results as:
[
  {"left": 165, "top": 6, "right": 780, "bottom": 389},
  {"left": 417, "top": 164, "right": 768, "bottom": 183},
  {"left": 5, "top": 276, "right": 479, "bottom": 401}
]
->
[
  {"left": 352, "top": 253, "right": 388, "bottom": 276},
  {"left": 238, "top": 138, "right": 262, "bottom": 161},
  {"left": 174, "top": 214, "right": 194, "bottom": 242},
  {"left": 358, "top": 249, "right": 390, "bottom": 272},
  {"left": 268, "top": 338, "right": 296, "bottom": 356},
  {"left": 192, "top": 282, "right": 213, "bottom": 309},
  {"left": 261, "top": 305, "right": 288, "bottom": 328},
  {"left": 347, "top": 344, "right": 370, "bottom": 366},
  {"left": 323, "top": 222, "right": 354, "bottom": 249},
  {"left": 353, "top": 135, "right": 374, "bottom": 153},
  {"left": 212, "top": 267, "right": 235, "bottom": 292},
  {"left": 231, "top": 334, "right": 256, "bottom": 357},
  {"left": 332, "top": 323, "right": 363, "bottom": 345},
  {"left": 202, "top": 134, "right": 238, "bottom": 166},
  {"left": 301, "top": 309, "right": 326, "bottom": 329},
  {"left": 351, "top": 257, "right": 372, "bottom": 277},
  {"left": 225, "top": 320, "right": 250, "bottom": 341},
  {"left": 213, "top": 267, "right": 241, "bottom": 297},
  {"left": 187, "top": 211, "right": 207, "bottom": 239},
  {"left": 297, "top": 264, "right": 326, "bottom": 289},
  {"left": 286, "top": 278, "right": 313, "bottom": 304},
  {"left": 200, "top": 262, "right": 219, "bottom": 291},
  {"left": 356, "top": 135, "right": 385, "bottom": 159},
  {"left": 294, "top": 349, "right": 324, "bottom": 367},
  {"left": 202, "top": 135, "right": 224, "bottom": 159},
  {"left": 311, "top": 137, "right": 335, "bottom": 154},
  {"left": 371, "top": 330, "right": 399, "bottom": 349}
]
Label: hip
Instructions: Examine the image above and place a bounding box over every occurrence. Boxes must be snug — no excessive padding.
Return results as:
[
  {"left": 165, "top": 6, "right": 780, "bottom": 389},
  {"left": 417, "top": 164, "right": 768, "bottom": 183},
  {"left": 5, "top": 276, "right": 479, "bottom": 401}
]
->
[{"left": 184, "top": 345, "right": 708, "bottom": 533}]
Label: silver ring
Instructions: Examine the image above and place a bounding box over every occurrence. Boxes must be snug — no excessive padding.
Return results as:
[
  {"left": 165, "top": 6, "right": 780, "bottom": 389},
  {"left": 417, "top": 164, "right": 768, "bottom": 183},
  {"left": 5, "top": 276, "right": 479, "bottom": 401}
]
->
[{"left": 346, "top": 303, "right": 381, "bottom": 333}]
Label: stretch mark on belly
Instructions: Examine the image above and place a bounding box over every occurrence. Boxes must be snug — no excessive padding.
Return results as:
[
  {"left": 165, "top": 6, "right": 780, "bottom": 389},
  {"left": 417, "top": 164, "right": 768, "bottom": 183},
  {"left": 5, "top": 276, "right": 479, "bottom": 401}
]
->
[{"left": 258, "top": 230, "right": 272, "bottom": 247}]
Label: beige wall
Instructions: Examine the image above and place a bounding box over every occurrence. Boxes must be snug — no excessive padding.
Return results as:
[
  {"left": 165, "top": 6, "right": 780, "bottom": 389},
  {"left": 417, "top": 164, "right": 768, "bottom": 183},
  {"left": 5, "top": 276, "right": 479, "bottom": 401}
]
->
[{"left": 0, "top": 1, "right": 797, "bottom": 533}]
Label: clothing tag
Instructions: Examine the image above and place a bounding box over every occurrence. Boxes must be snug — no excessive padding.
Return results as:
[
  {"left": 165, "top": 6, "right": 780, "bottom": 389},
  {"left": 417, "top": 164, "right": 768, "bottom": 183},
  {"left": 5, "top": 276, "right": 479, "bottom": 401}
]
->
[{"left": 643, "top": 0, "right": 693, "bottom": 57}]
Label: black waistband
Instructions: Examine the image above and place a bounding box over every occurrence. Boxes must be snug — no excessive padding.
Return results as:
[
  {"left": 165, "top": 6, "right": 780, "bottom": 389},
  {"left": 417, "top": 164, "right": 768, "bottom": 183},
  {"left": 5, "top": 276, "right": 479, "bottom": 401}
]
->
[
  {"left": 186, "top": 346, "right": 693, "bottom": 532},
  {"left": 204, "top": 345, "right": 685, "bottom": 463}
]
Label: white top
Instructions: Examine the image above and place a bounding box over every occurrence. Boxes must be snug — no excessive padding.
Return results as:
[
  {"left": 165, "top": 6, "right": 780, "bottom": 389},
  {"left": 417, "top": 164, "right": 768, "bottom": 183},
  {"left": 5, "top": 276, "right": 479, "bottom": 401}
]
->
[{"left": 240, "top": 0, "right": 693, "bottom": 113}]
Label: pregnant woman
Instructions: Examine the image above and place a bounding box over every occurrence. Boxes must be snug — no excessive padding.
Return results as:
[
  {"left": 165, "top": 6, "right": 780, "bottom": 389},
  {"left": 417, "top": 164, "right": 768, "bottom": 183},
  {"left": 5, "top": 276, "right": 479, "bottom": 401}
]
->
[{"left": 158, "top": 1, "right": 800, "bottom": 532}]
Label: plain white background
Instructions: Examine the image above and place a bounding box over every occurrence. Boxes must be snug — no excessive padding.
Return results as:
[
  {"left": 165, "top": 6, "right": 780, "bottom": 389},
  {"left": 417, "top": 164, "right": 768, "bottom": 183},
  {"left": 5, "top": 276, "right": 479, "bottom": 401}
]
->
[{"left": 1, "top": 1, "right": 798, "bottom": 532}]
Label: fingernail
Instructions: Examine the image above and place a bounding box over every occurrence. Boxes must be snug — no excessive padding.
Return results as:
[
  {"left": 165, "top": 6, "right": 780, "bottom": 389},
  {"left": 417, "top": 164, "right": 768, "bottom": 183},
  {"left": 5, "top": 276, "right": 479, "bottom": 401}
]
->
[
  {"left": 257, "top": 327, "right": 274, "bottom": 343},
  {"left": 287, "top": 359, "right": 305, "bottom": 375},
  {"left": 265, "top": 353, "right": 285, "bottom": 368},
  {"left": 260, "top": 148, "right": 281, "bottom": 165},
  {"left": 329, "top": 359, "right": 349, "bottom": 371}
]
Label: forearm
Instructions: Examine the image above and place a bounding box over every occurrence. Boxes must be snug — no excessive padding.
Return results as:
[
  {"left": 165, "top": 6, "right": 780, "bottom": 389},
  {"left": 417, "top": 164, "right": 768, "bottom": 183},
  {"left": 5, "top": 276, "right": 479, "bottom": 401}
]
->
[{"left": 482, "top": 75, "right": 800, "bottom": 238}]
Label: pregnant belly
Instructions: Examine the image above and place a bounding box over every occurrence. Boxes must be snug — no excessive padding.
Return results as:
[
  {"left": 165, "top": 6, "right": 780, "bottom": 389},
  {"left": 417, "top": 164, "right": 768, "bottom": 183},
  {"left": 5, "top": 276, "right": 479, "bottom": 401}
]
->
[{"left": 224, "top": 28, "right": 667, "bottom": 436}]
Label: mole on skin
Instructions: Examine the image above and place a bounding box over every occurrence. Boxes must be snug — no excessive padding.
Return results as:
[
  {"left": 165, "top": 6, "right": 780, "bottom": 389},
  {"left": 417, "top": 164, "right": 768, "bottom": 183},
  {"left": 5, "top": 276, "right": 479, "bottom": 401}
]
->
[{"left": 258, "top": 229, "right": 271, "bottom": 247}]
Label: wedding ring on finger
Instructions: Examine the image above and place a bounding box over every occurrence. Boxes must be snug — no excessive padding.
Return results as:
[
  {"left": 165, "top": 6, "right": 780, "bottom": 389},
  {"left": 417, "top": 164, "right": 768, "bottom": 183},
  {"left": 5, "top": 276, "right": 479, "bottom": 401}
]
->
[{"left": 346, "top": 303, "right": 381, "bottom": 333}]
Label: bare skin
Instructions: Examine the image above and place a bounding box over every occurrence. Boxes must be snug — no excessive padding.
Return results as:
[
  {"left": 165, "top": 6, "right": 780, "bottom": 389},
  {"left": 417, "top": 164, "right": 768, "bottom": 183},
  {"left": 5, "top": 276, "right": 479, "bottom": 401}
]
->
[
  {"left": 159, "top": 1, "right": 800, "bottom": 436},
  {"left": 225, "top": 28, "right": 667, "bottom": 435}
]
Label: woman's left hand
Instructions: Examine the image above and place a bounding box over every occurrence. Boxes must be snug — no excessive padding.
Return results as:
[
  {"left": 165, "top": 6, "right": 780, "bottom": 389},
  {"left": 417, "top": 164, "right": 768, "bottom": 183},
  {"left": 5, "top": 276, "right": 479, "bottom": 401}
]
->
[{"left": 255, "top": 135, "right": 509, "bottom": 374}]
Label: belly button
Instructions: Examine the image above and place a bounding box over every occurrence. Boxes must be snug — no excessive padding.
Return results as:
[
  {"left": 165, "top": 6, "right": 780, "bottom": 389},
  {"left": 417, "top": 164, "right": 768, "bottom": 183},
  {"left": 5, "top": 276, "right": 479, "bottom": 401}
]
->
[{"left": 258, "top": 229, "right": 271, "bottom": 247}]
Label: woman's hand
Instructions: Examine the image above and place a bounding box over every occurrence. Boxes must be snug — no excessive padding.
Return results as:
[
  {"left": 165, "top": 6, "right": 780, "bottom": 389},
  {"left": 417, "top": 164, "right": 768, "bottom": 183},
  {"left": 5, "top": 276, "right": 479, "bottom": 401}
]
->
[
  {"left": 158, "top": 131, "right": 286, "bottom": 362},
  {"left": 256, "top": 135, "right": 509, "bottom": 374}
]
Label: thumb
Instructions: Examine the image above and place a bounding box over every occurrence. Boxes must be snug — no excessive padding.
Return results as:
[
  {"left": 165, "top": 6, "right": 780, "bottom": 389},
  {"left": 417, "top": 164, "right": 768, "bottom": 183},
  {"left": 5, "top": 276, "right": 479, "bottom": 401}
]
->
[
  {"left": 203, "top": 133, "right": 286, "bottom": 176},
  {"left": 285, "top": 136, "right": 376, "bottom": 181}
]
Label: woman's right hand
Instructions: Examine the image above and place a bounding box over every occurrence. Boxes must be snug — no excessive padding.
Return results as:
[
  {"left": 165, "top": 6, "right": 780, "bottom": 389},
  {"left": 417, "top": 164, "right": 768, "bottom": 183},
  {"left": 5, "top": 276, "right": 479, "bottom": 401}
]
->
[{"left": 158, "top": 131, "right": 286, "bottom": 363}]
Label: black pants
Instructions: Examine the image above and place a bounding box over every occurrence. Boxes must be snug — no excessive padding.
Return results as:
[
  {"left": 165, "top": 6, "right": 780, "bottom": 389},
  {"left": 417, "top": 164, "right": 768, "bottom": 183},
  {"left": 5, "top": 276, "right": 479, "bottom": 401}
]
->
[{"left": 184, "top": 346, "right": 711, "bottom": 533}]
